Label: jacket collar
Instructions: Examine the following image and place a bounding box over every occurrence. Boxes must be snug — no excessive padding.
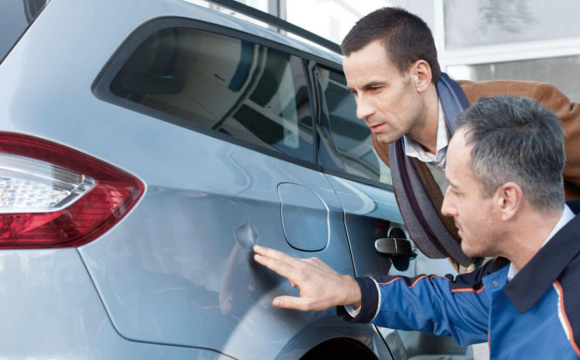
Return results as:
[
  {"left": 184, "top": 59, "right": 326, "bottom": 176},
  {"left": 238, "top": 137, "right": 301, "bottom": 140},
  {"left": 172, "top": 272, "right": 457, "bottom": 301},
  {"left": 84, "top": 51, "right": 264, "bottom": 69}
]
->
[{"left": 503, "top": 199, "right": 580, "bottom": 313}]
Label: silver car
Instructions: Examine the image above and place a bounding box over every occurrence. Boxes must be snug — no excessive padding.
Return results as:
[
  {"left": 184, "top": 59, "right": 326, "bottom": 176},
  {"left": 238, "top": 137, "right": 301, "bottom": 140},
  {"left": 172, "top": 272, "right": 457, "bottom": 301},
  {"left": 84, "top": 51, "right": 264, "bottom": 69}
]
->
[{"left": 0, "top": 0, "right": 467, "bottom": 358}]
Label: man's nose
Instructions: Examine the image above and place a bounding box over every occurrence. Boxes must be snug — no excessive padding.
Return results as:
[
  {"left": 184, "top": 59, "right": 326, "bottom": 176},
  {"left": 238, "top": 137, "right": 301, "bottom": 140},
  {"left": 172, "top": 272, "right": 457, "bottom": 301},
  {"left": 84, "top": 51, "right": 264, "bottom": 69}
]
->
[
  {"left": 356, "top": 97, "right": 375, "bottom": 121},
  {"left": 441, "top": 187, "right": 457, "bottom": 217}
]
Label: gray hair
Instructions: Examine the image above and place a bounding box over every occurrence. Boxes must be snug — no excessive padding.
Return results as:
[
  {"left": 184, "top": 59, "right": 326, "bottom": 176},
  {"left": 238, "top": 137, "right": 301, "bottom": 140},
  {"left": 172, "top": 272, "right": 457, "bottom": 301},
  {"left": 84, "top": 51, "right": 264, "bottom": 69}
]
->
[{"left": 455, "top": 96, "right": 565, "bottom": 212}]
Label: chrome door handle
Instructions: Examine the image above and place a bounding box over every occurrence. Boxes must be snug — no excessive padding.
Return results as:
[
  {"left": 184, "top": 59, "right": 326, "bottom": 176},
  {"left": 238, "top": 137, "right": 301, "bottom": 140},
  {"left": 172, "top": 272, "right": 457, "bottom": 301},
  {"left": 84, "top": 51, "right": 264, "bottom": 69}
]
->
[{"left": 375, "top": 238, "right": 413, "bottom": 256}]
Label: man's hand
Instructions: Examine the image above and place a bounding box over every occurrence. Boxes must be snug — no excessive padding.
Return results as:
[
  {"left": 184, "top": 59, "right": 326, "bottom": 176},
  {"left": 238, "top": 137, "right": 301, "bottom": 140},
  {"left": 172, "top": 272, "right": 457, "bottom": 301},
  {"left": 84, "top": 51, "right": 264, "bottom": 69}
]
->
[{"left": 253, "top": 245, "right": 361, "bottom": 311}]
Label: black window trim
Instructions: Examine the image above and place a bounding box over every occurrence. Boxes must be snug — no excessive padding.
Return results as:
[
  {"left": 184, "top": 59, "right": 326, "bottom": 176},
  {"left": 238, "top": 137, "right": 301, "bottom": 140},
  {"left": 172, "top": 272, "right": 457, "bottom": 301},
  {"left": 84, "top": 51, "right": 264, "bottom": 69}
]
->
[
  {"left": 308, "top": 60, "right": 346, "bottom": 173},
  {"left": 302, "top": 59, "right": 319, "bottom": 167}
]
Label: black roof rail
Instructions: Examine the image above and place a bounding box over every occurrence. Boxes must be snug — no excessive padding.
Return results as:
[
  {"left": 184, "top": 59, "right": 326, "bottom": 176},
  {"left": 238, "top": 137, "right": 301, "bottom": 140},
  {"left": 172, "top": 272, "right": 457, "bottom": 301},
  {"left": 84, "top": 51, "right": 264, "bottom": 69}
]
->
[{"left": 207, "top": 0, "right": 342, "bottom": 54}]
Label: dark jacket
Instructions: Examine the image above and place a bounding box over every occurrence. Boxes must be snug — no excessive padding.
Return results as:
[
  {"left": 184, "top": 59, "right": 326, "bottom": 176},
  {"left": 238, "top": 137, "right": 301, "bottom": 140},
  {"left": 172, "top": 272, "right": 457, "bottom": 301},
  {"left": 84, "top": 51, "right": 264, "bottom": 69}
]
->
[{"left": 340, "top": 200, "right": 580, "bottom": 359}]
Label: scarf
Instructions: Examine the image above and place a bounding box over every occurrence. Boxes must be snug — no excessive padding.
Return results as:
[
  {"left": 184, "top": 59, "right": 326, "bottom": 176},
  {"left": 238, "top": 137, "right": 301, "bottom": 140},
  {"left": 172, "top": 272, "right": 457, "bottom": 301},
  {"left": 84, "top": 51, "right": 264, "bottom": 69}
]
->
[{"left": 389, "top": 73, "right": 474, "bottom": 266}]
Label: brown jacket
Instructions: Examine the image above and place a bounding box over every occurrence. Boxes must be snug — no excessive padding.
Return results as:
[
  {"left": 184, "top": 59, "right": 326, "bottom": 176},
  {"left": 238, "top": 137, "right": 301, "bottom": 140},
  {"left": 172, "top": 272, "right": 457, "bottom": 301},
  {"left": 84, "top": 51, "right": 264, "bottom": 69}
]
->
[{"left": 372, "top": 80, "right": 580, "bottom": 253}]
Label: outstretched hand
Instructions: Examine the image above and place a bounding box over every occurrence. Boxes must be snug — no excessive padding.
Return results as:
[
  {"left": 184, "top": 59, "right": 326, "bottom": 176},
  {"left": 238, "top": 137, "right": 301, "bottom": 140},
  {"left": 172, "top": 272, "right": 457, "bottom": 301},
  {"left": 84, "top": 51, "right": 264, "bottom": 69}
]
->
[{"left": 253, "top": 245, "right": 361, "bottom": 311}]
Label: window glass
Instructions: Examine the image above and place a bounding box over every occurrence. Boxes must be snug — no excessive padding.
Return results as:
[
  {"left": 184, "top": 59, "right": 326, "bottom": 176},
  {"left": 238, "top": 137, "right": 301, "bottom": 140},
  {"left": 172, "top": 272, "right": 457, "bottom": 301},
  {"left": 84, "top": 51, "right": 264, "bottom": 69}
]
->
[
  {"left": 445, "top": 0, "right": 580, "bottom": 49},
  {"left": 447, "top": 55, "right": 580, "bottom": 102},
  {"left": 110, "top": 28, "right": 314, "bottom": 162},
  {"left": 0, "top": 0, "right": 49, "bottom": 63},
  {"left": 317, "top": 67, "right": 392, "bottom": 185}
]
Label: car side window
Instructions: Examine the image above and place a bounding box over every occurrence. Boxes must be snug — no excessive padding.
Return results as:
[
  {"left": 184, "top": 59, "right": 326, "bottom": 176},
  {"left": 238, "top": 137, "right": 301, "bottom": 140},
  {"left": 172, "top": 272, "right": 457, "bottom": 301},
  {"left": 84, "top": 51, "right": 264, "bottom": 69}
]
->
[
  {"left": 109, "top": 27, "right": 314, "bottom": 163},
  {"left": 317, "top": 66, "right": 392, "bottom": 185}
]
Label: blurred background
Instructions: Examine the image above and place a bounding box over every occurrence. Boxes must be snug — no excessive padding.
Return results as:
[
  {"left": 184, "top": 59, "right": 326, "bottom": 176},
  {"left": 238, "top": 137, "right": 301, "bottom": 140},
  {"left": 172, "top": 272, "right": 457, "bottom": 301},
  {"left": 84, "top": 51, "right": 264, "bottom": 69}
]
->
[{"left": 189, "top": 0, "right": 580, "bottom": 102}]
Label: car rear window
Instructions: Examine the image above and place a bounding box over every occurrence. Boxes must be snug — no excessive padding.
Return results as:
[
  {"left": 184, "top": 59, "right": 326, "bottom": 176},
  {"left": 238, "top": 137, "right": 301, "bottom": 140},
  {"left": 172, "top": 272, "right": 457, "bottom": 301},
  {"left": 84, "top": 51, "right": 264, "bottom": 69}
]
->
[
  {"left": 0, "top": 0, "right": 49, "bottom": 63},
  {"left": 106, "top": 26, "right": 314, "bottom": 163}
]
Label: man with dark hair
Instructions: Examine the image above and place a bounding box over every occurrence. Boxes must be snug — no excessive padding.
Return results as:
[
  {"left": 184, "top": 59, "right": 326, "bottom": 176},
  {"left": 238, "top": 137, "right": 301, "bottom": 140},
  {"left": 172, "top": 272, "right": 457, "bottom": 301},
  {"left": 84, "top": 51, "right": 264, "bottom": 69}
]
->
[
  {"left": 254, "top": 96, "right": 580, "bottom": 359},
  {"left": 341, "top": 7, "right": 441, "bottom": 84},
  {"left": 340, "top": 7, "right": 580, "bottom": 270}
]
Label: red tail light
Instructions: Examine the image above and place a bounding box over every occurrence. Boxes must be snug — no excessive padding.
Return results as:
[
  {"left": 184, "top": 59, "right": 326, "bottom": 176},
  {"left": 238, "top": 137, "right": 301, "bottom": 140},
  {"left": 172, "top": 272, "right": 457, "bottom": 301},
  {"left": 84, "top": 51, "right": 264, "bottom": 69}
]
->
[{"left": 0, "top": 132, "right": 144, "bottom": 248}]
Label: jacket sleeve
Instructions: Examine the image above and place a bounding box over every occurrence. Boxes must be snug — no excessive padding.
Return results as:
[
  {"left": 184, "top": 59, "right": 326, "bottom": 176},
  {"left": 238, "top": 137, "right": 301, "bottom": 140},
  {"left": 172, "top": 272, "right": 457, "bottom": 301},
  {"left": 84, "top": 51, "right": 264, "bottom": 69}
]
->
[{"left": 338, "top": 260, "right": 505, "bottom": 346}]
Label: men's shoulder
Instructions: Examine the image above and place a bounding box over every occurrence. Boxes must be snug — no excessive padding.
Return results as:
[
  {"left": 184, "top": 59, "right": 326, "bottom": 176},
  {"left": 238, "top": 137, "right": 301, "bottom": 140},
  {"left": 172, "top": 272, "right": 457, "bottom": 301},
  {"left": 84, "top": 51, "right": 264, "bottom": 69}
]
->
[{"left": 456, "top": 79, "right": 548, "bottom": 104}]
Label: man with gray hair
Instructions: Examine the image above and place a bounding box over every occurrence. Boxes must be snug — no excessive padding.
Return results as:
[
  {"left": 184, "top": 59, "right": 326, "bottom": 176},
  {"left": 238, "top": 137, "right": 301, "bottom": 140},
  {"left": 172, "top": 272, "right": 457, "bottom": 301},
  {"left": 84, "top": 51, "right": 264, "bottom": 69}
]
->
[{"left": 254, "top": 96, "right": 580, "bottom": 359}]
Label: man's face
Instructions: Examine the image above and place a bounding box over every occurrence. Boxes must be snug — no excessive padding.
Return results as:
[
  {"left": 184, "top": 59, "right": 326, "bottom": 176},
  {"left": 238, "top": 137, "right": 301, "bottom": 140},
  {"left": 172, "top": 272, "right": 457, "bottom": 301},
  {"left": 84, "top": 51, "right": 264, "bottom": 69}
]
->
[
  {"left": 441, "top": 128, "right": 502, "bottom": 257},
  {"left": 342, "top": 40, "right": 425, "bottom": 144}
]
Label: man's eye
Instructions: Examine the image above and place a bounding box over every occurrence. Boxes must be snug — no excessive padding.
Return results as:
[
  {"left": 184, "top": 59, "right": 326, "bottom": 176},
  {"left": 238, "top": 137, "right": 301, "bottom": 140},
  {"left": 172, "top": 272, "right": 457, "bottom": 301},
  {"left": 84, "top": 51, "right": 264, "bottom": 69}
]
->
[{"left": 370, "top": 86, "right": 382, "bottom": 93}]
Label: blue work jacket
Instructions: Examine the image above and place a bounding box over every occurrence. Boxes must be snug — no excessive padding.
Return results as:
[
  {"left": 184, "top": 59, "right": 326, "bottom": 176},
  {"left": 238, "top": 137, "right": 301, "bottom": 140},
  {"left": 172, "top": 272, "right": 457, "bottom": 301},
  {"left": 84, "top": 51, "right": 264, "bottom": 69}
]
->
[{"left": 339, "top": 201, "right": 580, "bottom": 359}]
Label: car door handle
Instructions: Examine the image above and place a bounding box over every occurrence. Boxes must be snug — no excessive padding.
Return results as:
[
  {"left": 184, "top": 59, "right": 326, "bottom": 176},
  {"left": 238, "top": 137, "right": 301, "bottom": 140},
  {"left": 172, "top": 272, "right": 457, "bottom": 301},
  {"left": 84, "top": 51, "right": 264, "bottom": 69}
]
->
[{"left": 375, "top": 238, "right": 413, "bottom": 256}]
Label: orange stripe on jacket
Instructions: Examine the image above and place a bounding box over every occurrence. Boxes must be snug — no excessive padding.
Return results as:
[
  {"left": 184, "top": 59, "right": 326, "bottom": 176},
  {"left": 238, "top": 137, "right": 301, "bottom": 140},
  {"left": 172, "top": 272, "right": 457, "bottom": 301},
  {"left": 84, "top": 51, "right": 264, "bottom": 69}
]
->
[
  {"left": 378, "top": 275, "right": 450, "bottom": 289},
  {"left": 451, "top": 287, "right": 485, "bottom": 294},
  {"left": 377, "top": 275, "right": 429, "bottom": 288},
  {"left": 555, "top": 281, "right": 580, "bottom": 357}
]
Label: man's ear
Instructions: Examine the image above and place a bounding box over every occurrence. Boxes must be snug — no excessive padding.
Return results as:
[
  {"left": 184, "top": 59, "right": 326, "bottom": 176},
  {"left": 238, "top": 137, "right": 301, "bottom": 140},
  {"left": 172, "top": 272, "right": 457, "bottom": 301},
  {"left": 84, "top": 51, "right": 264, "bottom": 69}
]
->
[
  {"left": 494, "top": 182, "right": 523, "bottom": 221},
  {"left": 411, "top": 60, "right": 432, "bottom": 93}
]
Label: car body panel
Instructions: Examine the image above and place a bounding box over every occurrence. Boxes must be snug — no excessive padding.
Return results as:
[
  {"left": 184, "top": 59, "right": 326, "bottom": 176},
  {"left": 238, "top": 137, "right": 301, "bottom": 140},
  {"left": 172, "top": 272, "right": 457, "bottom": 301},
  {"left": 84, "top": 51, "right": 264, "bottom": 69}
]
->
[
  {"left": 77, "top": 144, "right": 360, "bottom": 358},
  {"left": 0, "top": 249, "right": 234, "bottom": 359}
]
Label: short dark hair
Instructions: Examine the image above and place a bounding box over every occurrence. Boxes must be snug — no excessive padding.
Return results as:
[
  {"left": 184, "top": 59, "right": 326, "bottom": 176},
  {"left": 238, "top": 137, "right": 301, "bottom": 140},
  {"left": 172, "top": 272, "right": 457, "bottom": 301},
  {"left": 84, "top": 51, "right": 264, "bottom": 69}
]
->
[
  {"left": 456, "top": 96, "right": 565, "bottom": 212},
  {"left": 341, "top": 7, "right": 441, "bottom": 83}
]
